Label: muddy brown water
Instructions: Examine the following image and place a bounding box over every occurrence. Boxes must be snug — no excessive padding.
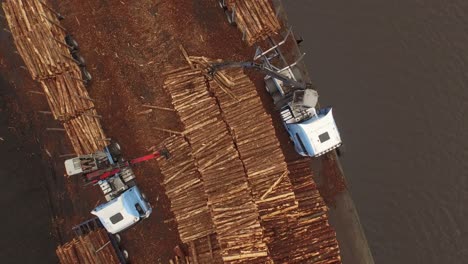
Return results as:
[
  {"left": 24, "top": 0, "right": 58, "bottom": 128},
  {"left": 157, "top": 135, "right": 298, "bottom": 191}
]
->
[{"left": 283, "top": 1, "right": 468, "bottom": 263}]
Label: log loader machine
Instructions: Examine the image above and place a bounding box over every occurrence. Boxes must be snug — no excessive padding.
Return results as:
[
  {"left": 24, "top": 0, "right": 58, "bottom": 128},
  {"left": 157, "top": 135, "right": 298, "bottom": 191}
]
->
[
  {"left": 208, "top": 37, "right": 342, "bottom": 157},
  {"left": 64, "top": 142, "right": 169, "bottom": 234}
]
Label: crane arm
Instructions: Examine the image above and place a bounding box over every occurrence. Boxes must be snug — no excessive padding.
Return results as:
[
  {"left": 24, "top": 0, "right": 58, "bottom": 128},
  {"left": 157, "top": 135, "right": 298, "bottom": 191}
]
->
[{"left": 207, "top": 61, "right": 308, "bottom": 89}]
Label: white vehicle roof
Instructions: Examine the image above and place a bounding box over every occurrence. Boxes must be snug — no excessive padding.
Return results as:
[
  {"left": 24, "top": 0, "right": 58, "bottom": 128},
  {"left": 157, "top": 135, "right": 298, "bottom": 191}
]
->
[
  {"left": 91, "top": 191, "right": 140, "bottom": 234},
  {"left": 64, "top": 158, "right": 82, "bottom": 176},
  {"left": 298, "top": 109, "right": 342, "bottom": 155}
]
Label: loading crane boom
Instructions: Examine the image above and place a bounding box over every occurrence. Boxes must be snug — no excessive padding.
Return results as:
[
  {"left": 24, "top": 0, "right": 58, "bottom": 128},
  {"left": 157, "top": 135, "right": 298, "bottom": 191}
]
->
[
  {"left": 207, "top": 60, "right": 342, "bottom": 157},
  {"left": 208, "top": 61, "right": 308, "bottom": 90}
]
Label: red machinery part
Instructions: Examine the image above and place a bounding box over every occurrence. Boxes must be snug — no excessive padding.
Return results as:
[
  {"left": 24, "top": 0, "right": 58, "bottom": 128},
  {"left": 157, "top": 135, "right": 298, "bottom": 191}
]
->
[
  {"left": 85, "top": 150, "right": 168, "bottom": 183},
  {"left": 130, "top": 151, "right": 164, "bottom": 165}
]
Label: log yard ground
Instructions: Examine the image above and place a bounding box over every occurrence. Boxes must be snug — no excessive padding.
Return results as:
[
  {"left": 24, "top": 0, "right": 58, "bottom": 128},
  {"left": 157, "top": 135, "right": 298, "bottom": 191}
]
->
[{"left": 0, "top": 0, "right": 373, "bottom": 263}]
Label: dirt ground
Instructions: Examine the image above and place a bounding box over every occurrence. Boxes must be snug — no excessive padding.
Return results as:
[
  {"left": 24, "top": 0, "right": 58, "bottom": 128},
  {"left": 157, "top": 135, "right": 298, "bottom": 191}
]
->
[{"left": 1, "top": 0, "right": 349, "bottom": 263}]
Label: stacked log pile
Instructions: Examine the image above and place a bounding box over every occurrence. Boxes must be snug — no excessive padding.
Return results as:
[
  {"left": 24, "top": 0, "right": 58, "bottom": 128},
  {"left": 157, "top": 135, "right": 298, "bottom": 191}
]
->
[
  {"left": 224, "top": 0, "right": 281, "bottom": 45},
  {"left": 287, "top": 159, "right": 342, "bottom": 263},
  {"left": 158, "top": 136, "right": 223, "bottom": 263},
  {"left": 2, "top": 0, "right": 74, "bottom": 79},
  {"left": 180, "top": 56, "right": 341, "bottom": 263},
  {"left": 191, "top": 60, "right": 299, "bottom": 261},
  {"left": 188, "top": 233, "right": 224, "bottom": 264},
  {"left": 2, "top": 0, "right": 106, "bottom": 154},
  {"left": 56, "top": 228, "right": 119, "bottom": 264},
  {"left": 163, "top": 67, "right": 271, "bottom": 263},
  {"left": 157, "top": 135, "right": 214, "bottom": 243},
  {"left": 38, "top": 74, "right": 95, "bottom": 120},
  {"left": 203, "top": 60, "right": 341, "bottom": 263}
]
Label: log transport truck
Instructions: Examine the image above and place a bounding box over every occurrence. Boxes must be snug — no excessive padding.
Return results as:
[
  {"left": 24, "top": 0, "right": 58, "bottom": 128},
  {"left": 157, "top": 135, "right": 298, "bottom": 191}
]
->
[
  {"left": 64, "top": 142, "right": 169, "bottom": 234},
  {"left": 208, "top": 50, "right": 342, "bottom": 157}
]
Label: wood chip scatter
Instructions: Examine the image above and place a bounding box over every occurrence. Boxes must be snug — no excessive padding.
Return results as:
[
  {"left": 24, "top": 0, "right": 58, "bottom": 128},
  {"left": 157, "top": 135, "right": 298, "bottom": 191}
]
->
[
  {"left": 163, "top": 67, "right": 271, "bottom": 263},
  {"left": 55, "top": 228, "right": 119, "bottom": 264},
  {"left": 2, "top": 0, "right": 106, "bottom": 154},
  {"left": 224, "top": 0, "right": 281, "bottom": 45}
]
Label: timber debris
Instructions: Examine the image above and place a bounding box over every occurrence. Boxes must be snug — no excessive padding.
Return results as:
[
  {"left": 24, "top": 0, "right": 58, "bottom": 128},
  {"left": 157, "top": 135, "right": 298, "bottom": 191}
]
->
[{"left": 2, "top": 0, "right": 106, "bottom": 154}]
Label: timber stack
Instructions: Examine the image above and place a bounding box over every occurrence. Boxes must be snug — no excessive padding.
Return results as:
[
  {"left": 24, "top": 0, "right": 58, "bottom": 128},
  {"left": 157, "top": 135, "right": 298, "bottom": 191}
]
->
[
  {"left": 163, "top": 67, "right": 271, "bottom": 263},
  {"left": 162, "top": 56, "right": 342, "bottom": 263},
  {"left": 224, "top": 0, "right": 281, "bottom": 45},
  {"left": 156, "top": 135, "right": 214, "bottom": 243},
  {"left": 188, "top": 56, "right": 301, "bottom": 262},
  {"left": 287, "top": 159, "right": 342, "bottom": 263},
  {"left": 56, "top": 228, "right": 119, "bottom": 264},
  {"left": 2, "top": 0, "right": 106, "bottom": 154},
  {"left": 187, "top": 233, "right": 224, "bottom": 264},
  {"left": 202, "top": 58, "right": 341, "bottom": 263}
]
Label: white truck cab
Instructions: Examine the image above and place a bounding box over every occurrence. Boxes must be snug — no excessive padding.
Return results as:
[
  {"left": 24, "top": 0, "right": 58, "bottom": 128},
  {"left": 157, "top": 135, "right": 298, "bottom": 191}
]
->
[
  {"left": 65, "top": 143, "right": 153, "bottom": 234},
  {"left": 282, "top": 107, "right": 341, "bottom": 157},
  {"left": 92, "top": 186, "right": 152, "bottom": 234},
  {"left": 255, "top": 29, "right": 343, "bottom": 158}
]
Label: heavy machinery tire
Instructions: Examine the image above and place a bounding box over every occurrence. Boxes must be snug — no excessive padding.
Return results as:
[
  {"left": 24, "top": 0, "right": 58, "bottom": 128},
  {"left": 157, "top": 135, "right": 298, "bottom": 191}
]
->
[
  {"left": 81, "top": 67, "right": 92, "bottom": 84},
  {"left": 72, "top": 53, "right": 86, "bottom": 66},
  {"left": 218, "top": 0, "right": 227, "bottom": 9},
  {"left": 108, "top": 142, "right": 121, "bottom": 160},
  {"left": 122, "top": 250, "right": 129, "bottom": 260},
  {"left": 141, "top": 193, "right": 147, "bottom": 201},
  {"left": 225, "top": 10, "right": 236, "bottom": 26},
  {"left": 65, "top": 35, "right": 79, "bottom": 50},
  {"left": 114, "top": 234, "right": 121, "bottom": 243}
]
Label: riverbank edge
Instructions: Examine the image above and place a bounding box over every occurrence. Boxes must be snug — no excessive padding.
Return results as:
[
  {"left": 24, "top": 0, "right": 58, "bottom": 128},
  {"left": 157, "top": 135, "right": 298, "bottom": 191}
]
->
[{"left": 273, "top": 1, "right": 375, "bottom": 263}]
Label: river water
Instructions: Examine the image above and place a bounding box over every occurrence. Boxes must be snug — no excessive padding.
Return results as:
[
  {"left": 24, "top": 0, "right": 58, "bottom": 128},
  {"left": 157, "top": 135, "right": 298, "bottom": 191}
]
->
[
  {"left": 284, "top": 1, "right": 468, "bottom": 263},
  {"left": 0, "top": 76, "right": 57, "bottom": 263}
]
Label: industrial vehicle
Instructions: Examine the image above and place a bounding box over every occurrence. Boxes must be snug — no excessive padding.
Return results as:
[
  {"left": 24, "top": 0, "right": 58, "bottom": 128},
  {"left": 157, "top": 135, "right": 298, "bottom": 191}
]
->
[
  {"left": 65, "top": 142, "right": 169, "bottom": 234},
  {"left": 208, "top": 31, "right": 342, "bottom": 157}
]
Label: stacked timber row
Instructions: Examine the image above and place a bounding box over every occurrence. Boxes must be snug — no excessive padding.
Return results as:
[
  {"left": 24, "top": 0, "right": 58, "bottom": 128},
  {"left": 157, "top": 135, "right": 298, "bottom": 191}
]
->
[
  {"left": 224, "top": 0, "right": 281, "bottom": 45},
  {"left": 190, "top": 57, "right": 301, "bottom": 262},
  {"left": 163, "top": 67, "right": 271, "bottom": 263},
  {"left": 187, "top": 57, "right": 342, "bottom": 263},
  {"left": 56, "top": 228, "right": 119, "bottom": 264},
  {"left": 2, "top": 0, "right": 106, "bottom": 154},
  {"left": 187, "top": 233, "right": 224, "bottom": 264},
  {"left": 287, "top": 159, "right": 342, "bottom": 263},
  {"left": 156, "top": 135, "right": 214, "bottom": 243}
]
